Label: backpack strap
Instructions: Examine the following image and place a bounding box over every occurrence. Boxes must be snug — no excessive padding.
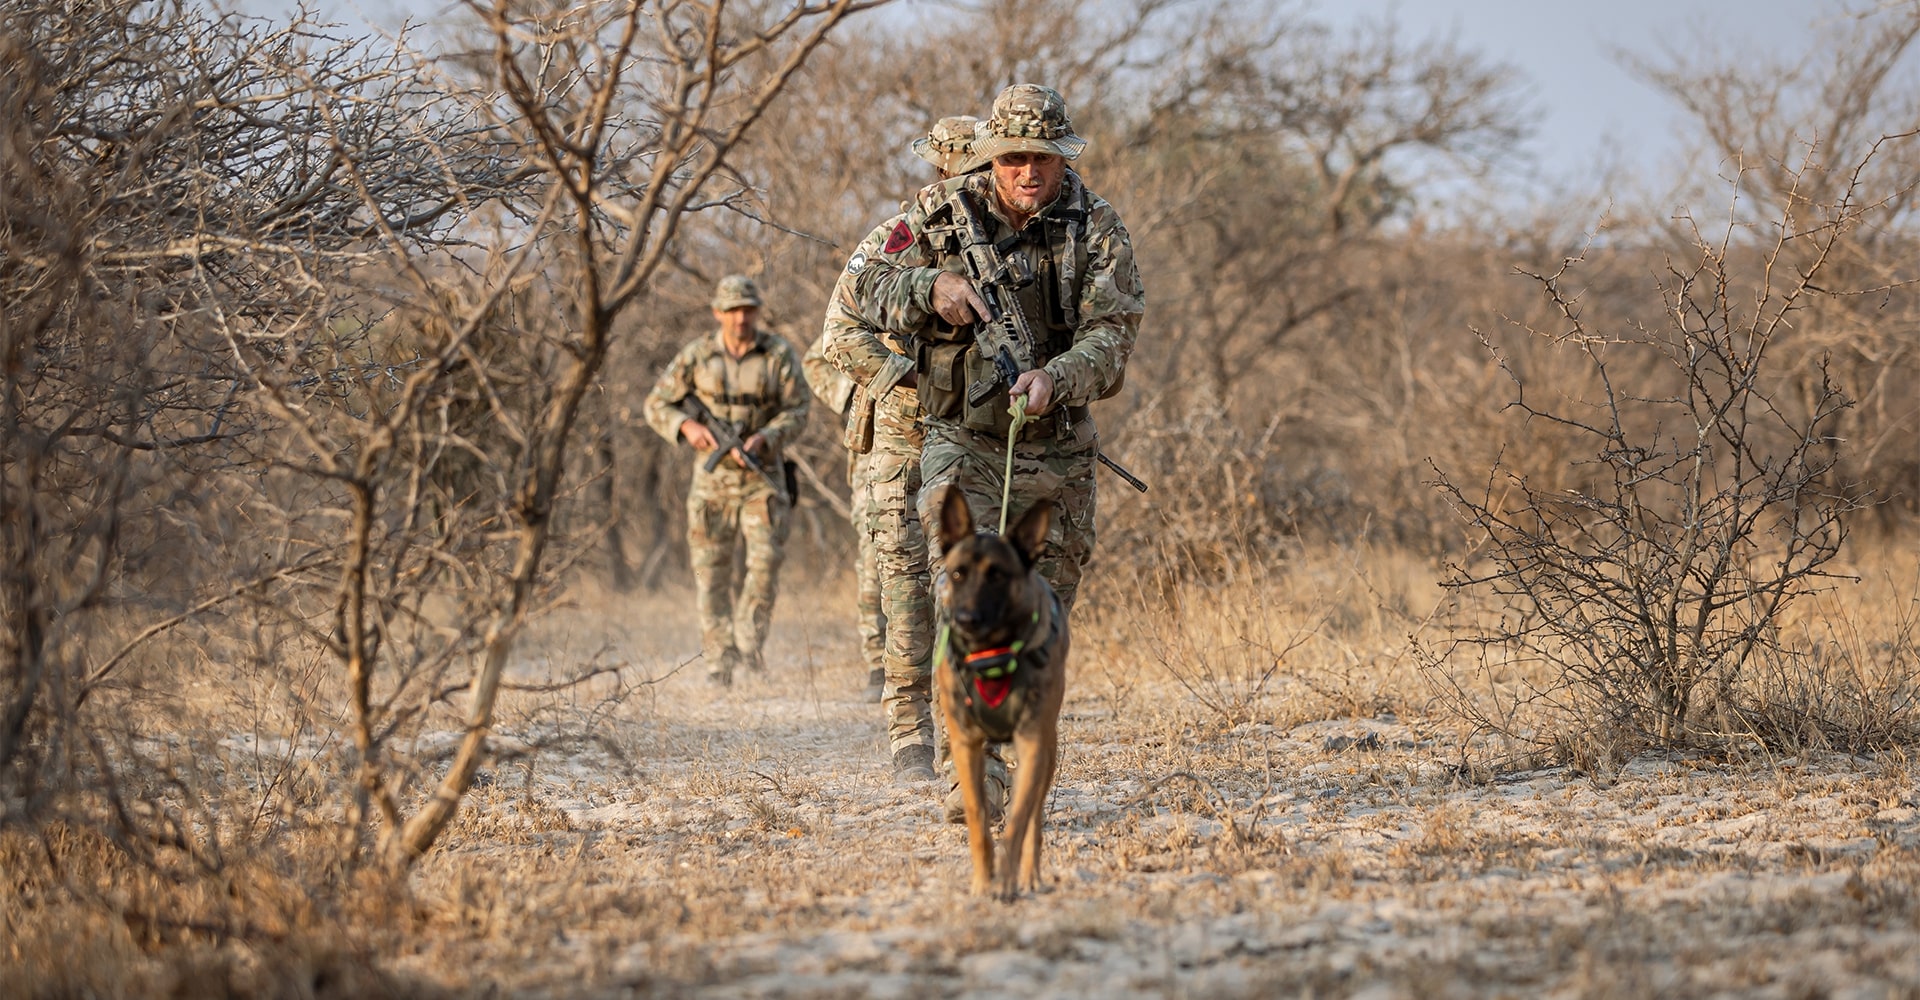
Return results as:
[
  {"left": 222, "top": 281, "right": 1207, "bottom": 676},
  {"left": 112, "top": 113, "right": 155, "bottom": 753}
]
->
[{"left": 1046, "top": 178, "right": 1091, "bottom": 329}]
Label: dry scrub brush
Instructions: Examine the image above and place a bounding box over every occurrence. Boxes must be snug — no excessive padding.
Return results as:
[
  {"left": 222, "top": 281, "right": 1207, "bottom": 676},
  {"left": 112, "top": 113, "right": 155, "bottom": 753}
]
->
[
  {"left": 2, "top": 0, "right": 515, "bottom": 854},
  {"left": 1426, "top": 135, "right": 1920, "bottom": 766},
  {"left": 3, "top": 0, "right": 881, "bottom": 991},
  {"left": 184, "top": 0, "right": 872, "bottom": 870},
  {"left": 1633, "top": 5, "right": 1920, "bottom": 520}
]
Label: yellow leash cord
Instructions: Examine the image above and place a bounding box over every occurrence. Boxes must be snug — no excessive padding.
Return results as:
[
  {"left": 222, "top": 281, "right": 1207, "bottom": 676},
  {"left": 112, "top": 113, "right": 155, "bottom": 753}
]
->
[{"left": 1000, "top": 393, "right": 1031, "bottom": 534}]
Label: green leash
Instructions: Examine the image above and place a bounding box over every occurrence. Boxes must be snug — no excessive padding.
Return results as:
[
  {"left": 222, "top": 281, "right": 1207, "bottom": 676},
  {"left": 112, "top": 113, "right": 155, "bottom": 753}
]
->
[{"left": 1000, "top": 393, "right": 1031, "bottom": 534}]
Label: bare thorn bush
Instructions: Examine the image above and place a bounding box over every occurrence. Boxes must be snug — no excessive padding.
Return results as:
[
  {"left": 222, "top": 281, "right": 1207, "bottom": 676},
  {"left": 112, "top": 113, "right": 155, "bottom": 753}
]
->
[
  {"left": 1428, "top": 134, "right": 1920, "bottom": 760},
  {"left": 3, "top": 0, "right": 878, "bottom": 978}
]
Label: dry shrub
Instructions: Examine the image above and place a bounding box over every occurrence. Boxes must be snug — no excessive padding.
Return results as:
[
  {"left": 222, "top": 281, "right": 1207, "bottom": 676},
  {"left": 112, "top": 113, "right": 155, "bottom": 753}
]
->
[
  {"left": 0, "top": 825, "right": 425, "bottom": 1000},
  {"left": 1100, "top": 403, "right": 1309, "bottom": 570},
  {"left": 1086, "top": 531, "right": 1442, "bottom": 732},
  {"left": 1423, "top": 125, "right": 1919, "bottom": 763},
  {"left": 1096, "top": 546, "right": 1363, "bottom": 728},
  {"left": 1731, "top": 567, "right": 1920, "bottom": 754},
  {"left": 1109, "top": 550, "right": 1310, "bottom": 728}
]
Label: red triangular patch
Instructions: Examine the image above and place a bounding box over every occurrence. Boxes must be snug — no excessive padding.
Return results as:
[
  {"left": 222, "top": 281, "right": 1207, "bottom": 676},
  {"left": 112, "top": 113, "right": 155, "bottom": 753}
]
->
[
  {"left": 882, "top": 220, "right": 914, "bottom": 254},
  {"left": 974, "top": 676, "right": 1013, "bottom": 709}
]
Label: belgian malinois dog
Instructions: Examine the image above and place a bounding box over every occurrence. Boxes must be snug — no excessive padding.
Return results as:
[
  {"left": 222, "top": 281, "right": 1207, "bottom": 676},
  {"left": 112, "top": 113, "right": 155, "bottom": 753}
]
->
[{"left": 932, "top": 485, "right": 1069, "bottom": 900}]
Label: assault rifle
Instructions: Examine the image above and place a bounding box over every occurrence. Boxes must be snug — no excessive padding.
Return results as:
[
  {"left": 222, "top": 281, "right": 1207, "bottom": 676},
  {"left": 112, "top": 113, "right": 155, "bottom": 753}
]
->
[
  {"left": 944, "top": 188, "right": 1149, "bottom": 493},
  {"left": 675, "top": 394, "right": 787, "bottom": 500}
]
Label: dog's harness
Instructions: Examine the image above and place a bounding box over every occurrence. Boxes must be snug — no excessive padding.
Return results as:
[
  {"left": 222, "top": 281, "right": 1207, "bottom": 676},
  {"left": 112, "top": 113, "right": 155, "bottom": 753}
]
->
[{"left": 937, "top": 587, "right": 1062, "bottom": 743}]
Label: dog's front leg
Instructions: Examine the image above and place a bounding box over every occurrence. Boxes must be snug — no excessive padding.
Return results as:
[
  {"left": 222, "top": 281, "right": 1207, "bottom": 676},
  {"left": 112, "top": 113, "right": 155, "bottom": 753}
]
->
[
  {"left": 945, "top": 719, "right": 995, "bottom": 896},
  {"left": 999, "top": 722, "right": 1055, "bottom": 899},
  {"left": 1014, "top": 720, "right": 1057, "bottom": 894}
]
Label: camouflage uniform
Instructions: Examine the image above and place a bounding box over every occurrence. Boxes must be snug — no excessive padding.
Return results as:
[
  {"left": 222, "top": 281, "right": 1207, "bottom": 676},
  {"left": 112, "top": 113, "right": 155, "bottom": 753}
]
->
[
  {"left": 643, "top": 276, "right": 810, "bottom": 683},
  {"left": 800, "top": 331, "right": 886, "bottom": 696},
  {"left": 834, "top": 86, "right": 1144, "bottom": 614},
  {"left": 817, "top": 115, "right": 984, "bottom": 767},
  {"left": 822, "top": 216, "right": 935, "bottom": 756}
]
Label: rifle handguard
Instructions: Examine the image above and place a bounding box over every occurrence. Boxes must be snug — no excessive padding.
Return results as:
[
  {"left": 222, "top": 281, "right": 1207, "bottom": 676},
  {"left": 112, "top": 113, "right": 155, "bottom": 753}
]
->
[
  {"left": 703, "top": 441, "right": 770, "bottom": 477},
  {"left": 681, "top": 395, "right": 774, "bottom": 485}
]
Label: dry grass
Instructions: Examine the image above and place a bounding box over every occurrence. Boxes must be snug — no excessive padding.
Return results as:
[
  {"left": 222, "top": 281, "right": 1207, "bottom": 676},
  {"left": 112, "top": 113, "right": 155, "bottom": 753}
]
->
[{"left": 6, "top": 542, "right": 1920, "bottom": 997}]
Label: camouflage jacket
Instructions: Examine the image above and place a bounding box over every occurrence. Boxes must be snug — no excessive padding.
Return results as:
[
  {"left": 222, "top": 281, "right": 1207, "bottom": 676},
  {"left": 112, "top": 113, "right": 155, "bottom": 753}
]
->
[
  {"left": 824, "top": 169, "right": 1143, "bottom": 436},
  {"left": 802, "top": 328, "right": 857, "bottom": 419},
  {"left": 642, "top": 328, "right": 810, "bottom": 484},
  {"left": 819, "top": 213, "right": 922, "bottom": 453}
]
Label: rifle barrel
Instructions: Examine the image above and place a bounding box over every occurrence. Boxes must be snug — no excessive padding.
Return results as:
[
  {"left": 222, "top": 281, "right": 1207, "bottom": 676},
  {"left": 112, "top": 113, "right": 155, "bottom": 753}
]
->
[{"left": 1098, "top": 452, "right": 1150, "bottom": 493}]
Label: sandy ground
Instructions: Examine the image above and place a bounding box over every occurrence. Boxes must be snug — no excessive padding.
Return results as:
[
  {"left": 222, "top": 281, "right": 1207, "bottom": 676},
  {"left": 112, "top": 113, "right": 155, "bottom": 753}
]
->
[{"left": 389, "top": 589, "right": 1920, "bottom": 999}]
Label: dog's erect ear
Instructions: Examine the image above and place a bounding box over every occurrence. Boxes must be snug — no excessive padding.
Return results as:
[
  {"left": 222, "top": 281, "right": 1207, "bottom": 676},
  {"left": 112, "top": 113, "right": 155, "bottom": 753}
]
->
[
  {"left": 1006, "top": 501, "right": 1051, "bottom": 569},
  {"left": 935, "top": 484, "right": 974, "bottom": 552}
]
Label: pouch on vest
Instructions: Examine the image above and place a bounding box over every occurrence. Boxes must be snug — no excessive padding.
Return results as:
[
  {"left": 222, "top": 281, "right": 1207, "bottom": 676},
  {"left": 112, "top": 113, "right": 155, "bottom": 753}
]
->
[
  {"left": 1066, "top": 404, "right": 1098, "bottom": 448},
  {"left": 956, "top": 352, "right": 1075, "bottom": 443},
  {"left": 843, "top": 384, "right": 876, "bottom": 454},
  {"left": 958, "top": 346, "right": 1019, "bottom": 439},
  {"left": 823, "top": 372, "right": 857, "bottom": 417},
  {"left": 918, "top": 340, "right": 969, "bottom": 420}
]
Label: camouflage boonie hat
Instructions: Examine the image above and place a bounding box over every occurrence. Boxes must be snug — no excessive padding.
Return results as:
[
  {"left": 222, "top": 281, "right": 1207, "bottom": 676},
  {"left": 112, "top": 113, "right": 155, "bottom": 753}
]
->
[
  {"left": 711, "top": 274, "right": 763, "bottom": 311},
  {"left": 910, "top": 115, "right": 984, "bottom": 175},
  {"left": 972, "top": 84, "right": 1087, "bottom": 163}
]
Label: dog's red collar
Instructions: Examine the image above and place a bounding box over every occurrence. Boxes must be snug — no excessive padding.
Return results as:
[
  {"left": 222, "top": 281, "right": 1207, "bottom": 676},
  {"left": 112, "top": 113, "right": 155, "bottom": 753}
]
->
[{"left": 964, "top": 646, "right": 1017, "bottom": 672}]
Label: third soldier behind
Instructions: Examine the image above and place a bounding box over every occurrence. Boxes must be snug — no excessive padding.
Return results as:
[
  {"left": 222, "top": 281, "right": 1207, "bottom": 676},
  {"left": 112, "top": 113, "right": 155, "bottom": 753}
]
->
[
  {"left": 644, "top": 275, "right": 811, "bottom": 686},
  {"left": 801, "top": 317, "right": 886, "bottom": 701},
  {"left": 827, "top": 86, "right": 1144, "bottom": 814},
  {"left": 819, "top": 115, "right": 983, "bottom": 784}
]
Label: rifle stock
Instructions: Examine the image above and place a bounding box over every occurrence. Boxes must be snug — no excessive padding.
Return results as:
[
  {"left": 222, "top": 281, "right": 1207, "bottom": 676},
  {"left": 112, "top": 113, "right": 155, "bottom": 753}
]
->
[{"left": 949, "top": 189, "right": 1041, "bottom": 409}]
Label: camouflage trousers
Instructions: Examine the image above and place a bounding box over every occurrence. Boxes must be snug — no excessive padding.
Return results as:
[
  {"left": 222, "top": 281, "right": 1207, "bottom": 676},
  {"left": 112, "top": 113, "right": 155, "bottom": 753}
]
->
[
  {"left": 687, "top": 471, "right": 791, "bottom": 677},
  {"left": 850, "top": 452, "right": 885, "bottom": 675},
  {"left": 918, "top": 417, "right": 1097, "bottom": 611},
  {"left": 844, "top": 391, "right": 933, "bottom": 754}
]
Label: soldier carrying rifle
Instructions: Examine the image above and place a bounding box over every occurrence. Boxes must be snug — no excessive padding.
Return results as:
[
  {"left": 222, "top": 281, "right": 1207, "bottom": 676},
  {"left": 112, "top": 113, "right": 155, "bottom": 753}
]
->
[
  {"left": 830, "top": 84, "right": 1144, "bottom": 612},
  {"left": 807, "top": 115, "right": 986, "bottom": 709},
  {"left": 645, "top": 275, "right": 811, "bottom": 686},
  {"left": 826, "top": 84, "right": 1145, "bottom": 817}
]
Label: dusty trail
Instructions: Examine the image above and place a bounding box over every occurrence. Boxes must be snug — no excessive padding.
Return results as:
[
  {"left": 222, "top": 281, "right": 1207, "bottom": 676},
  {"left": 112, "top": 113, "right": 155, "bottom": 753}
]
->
[{"left": 401, "top": 590, "right": 1920, "bottom": 998}]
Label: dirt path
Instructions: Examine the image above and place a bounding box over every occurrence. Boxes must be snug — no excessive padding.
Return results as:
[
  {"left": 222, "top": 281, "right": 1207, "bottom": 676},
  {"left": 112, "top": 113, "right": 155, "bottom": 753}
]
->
[{"left": 398, "top": 591, "right": 1920, "bottom": 998}]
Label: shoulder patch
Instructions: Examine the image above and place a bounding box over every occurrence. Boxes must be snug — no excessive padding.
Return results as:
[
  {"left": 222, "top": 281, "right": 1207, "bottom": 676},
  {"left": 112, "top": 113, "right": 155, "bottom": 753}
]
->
[
  {"left": 845, "top": 250, "right": 867, "bottom": 275},
  {"left": 882, "top": 220, "right": 914, "bottom": 254}
]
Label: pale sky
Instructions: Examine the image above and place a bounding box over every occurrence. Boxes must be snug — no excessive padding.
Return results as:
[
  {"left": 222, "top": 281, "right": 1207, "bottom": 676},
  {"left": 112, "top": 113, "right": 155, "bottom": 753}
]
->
[
  {"left": 1318, "top": 0, "right": 1844, "bottom": 192},
  {"left": 227, "top": 0, "right": 1873, "bottom": 197}
]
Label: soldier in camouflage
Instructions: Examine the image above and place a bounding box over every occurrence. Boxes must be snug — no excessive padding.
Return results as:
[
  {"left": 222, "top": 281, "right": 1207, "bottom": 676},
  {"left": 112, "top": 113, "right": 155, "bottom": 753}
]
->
[
  {"left": 820, "top": 115, "right": 982, "bottom": 783},
  {"left": 644, "top": 276, "right": 811, "bottom": 686},
  {"left": 833, "top": 85, "right": 1142, "bottom": 607},
  {"left": 828, "top": 86, "right": 1144, "bottom": 814},
  {"left": 801, "top": 332, "right": 886, "bottom": 701}
]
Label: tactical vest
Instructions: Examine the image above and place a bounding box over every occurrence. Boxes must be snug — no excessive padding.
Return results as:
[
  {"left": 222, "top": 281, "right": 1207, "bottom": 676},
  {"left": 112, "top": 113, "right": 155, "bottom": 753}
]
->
[
  {"left": 692, "top": 343, "right": 783, "bottom": 441},
  {"left": 915, "top": 184, "right": 1091, "bottom": 441}
]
